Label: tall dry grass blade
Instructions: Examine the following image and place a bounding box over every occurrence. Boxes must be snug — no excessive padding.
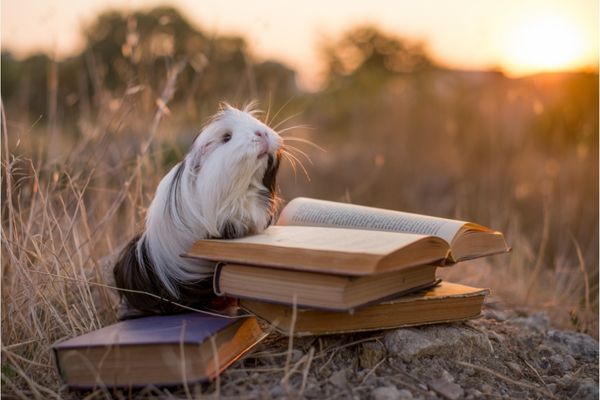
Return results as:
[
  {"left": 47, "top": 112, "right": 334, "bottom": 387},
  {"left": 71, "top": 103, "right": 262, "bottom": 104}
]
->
[
  {"left": 282, "top": 295, "right": 298, "bottom": 393},
  {"left": 526, "top": 199, "right": 550, "bottom": 301},
  {"left": 570, "top": 233, "right": 592, "bottom": 332}
]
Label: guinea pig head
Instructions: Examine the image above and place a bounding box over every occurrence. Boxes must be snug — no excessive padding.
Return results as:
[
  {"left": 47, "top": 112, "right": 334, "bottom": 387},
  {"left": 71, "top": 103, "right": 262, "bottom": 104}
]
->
[{"left": 189, "top": 104, "right": 282, "bottom": 194}]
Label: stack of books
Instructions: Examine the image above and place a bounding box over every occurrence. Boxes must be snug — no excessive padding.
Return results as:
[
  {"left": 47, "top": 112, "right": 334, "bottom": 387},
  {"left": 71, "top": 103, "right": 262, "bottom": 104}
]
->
[
  {"left": 186, "top": 197, "right": 510, "bottom": 336},
  {"left": 53, "top": 197, "right": 509, "bottom": 389}
]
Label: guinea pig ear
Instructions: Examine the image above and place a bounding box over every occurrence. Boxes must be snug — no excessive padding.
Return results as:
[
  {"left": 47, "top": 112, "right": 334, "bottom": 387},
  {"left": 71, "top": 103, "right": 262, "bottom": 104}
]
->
[
  {"left": 219, "top": 101, "right": 235, "bottom": 112},
  {"left": 189, "top": 140, "right": 212, "bottom": 170}
]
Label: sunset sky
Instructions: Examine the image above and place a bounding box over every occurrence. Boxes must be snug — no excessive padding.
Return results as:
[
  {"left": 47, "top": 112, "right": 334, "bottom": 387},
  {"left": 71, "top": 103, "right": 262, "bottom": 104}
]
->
[{"left": 2, "top": 0, "right": 598, "bottom": 89}]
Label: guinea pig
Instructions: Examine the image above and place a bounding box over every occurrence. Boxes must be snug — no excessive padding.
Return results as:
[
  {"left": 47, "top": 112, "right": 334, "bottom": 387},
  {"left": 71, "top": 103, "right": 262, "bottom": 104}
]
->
[{"left": 114, "top": 103, "right": 282, "bottom": 315}]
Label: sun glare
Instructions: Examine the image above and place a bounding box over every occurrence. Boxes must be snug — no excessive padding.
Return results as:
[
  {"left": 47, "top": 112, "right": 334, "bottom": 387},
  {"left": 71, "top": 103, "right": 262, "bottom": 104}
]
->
[
  {"left": 503, "top": 12, "right": 589, "bottom": 75},
  {"left": 503, "top": 11, "right": 592, "bottom": 75}
]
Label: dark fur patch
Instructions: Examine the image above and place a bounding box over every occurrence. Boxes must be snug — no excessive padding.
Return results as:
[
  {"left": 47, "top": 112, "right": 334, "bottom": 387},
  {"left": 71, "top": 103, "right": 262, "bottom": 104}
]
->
[
  {"left": 113, "top": 234, "right": 213, "bottom": 316},
  {"left": 262, "top": 151, "right": 281, "bottom": 194}
]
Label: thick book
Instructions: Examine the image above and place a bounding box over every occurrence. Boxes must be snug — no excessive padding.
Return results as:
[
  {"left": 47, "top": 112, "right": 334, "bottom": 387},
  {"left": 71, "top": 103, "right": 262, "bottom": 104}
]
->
[
  {"left": 240, "top": 281, "right": 489, "bottom": 336},
  {"left": 186, "top": 197, "right": 509, "bottom": 275},
  {"left": 53, "top": 313, "right": 267, "bottom": 389},
  {"left": 213, "top": 262, "right": 438, "bottom": 310}
]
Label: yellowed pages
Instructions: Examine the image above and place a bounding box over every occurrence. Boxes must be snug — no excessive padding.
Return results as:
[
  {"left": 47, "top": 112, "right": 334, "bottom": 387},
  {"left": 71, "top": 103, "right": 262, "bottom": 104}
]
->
[
  {"left": 278, "top": 197, "right": 465, "bottom": 244},
  {"left": 213, "top": 225, "right": 432, "bottom": 256}
]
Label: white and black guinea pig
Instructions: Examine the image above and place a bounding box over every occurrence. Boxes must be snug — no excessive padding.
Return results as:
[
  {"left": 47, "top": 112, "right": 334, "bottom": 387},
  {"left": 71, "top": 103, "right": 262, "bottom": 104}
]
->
[{"left": 114, "top": 103, "right": 282, "bottom": 314}]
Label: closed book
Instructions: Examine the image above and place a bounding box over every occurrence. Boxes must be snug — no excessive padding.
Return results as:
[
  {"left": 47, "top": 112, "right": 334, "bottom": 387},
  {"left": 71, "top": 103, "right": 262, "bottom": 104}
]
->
[
  {"left": 214, "top": 262, "right": 438, "bottom": 310},
  {"left": 53, "top": 313, "right": 267, "bottom": 389},
  {"left": 241, "top": 281, "right": 489, "bottom": 336}
]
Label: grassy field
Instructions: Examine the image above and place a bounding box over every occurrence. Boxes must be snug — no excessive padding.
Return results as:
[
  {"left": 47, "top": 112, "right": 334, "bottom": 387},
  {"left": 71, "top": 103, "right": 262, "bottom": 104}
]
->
[{"left": 1, "top": 9, "right": 598, "bottom": 398}]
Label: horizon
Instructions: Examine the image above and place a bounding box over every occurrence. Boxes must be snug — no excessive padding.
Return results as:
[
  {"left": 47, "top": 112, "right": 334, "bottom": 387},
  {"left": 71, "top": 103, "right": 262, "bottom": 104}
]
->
[{"left": 2, "top": 0, "right": 598, "bottom": 89}]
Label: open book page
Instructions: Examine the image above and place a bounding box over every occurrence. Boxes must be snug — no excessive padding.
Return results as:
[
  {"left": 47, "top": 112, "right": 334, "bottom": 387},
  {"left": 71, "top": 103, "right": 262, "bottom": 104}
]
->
[
  {"left": 277, "top": 197, "right": 465, "bottom": 244},
  {"left": 216, "top": 226, "right": 433, "bottom": 256}
]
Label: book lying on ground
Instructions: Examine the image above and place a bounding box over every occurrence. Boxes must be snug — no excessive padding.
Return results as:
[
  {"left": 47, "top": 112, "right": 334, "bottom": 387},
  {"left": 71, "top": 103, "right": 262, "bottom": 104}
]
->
[
  {"left": 186, "top": 197, "right": 509, "bottom": 274},
  {"left": 240, "top": 281, "right": 488, "bottom": 336},
  {"left": 53, "top": 313, "right": 267, "bottom": 389},
  {"left": 214, "top": 262, "right": 438, "bottom": 310}
]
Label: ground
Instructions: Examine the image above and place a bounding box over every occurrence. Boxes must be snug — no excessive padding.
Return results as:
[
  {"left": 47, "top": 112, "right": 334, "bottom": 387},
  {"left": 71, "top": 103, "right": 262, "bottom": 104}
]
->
[{"left": 88, "top": 300, "right": 598, "bottom": 400}]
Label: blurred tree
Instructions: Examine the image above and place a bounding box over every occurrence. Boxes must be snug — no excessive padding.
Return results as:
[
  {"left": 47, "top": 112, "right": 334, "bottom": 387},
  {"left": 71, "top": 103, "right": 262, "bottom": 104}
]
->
[
  {"left": 1, "top": 6, "right": 298, "bottom": 125},
  {"left": 321, "top": 25, "right": 434, "bottom": 91}
]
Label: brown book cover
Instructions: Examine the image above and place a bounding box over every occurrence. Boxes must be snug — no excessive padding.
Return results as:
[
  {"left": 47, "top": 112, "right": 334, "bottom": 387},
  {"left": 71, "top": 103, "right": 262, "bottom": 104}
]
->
[
  {"left": 213, "top": 262, "right": 438, "bottom": 310},
  {"left": 53, "top": 313, "right": 267, "bottom": 389},
  {"left": 240, "top": 281, "right": 489, "bottom": 336}
]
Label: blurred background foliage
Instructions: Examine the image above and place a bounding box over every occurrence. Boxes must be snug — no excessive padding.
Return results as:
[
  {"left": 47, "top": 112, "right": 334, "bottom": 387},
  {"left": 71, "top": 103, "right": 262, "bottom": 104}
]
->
[{"left": 2, "top": 6, "right": 598, "bottom": 332}]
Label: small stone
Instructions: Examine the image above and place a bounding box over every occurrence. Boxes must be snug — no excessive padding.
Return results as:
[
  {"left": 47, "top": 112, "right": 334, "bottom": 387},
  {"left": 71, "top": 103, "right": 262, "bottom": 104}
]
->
[
  {"left": 484, "top": 309, "right": 507, "bottom": 321},
  {"left": 505, "top": 361, "right": 522, "bottom": 375},
  {"left": 384, "top": 325, "right": 491, "bottom": 362},
  {"left": 330, "top": 369, "right": 347, "bottom": 388},
  {"left": 549, "top": 354, "right": 575, "bottom": 374},
  {"left": 371, "top": 385, "right": 401, "bottom": 400},
  {"left": 397, "top": 389, "right": 413, "bottom": 399},
  {"left": 480, "top": 384, "right": 493, "bottom": 394},
  {"left": 572, "top": 378, "right": 600, "bottom": 400},
  {"left": 428, "top": 377, "right": 464, "bottom": 400},
  {"left": 269, "top": 384, "right": 285, "bottom": 397},
  {"left": 547, "top": 383, "right": 557, "bottom": 393},
  {"left": 440, "top": 369, "right": 455, "bottom": 383},
  {"left": 360, "top": 341, "right": 386, "bottom": 369},
  {"left": 547, "top": 330, "right": 599, "bottom": 362},
  {"left": 537, "top": 344, "right": 554, "bottom": 357},
  {"left": 509, "top": 312, "right": 550, "bottom": 332}
]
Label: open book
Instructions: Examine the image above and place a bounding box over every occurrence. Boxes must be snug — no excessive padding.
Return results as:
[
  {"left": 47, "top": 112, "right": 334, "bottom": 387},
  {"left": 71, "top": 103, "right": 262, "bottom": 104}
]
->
[
  {"left": 186, "top": 197, "right": 509, "bottom": 275},
  {"left": 277, "top": 197, "right": 509, "bottom": 262}
]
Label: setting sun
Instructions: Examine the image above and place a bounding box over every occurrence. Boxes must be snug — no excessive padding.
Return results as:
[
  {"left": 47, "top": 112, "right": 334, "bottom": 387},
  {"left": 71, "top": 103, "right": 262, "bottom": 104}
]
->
[{"left": 503, "top": 12, "right": 589, "bottom": 74}]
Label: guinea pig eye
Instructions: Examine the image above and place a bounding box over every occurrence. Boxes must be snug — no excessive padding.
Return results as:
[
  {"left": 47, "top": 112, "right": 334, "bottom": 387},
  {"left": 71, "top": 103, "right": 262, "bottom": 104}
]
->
[{"left": 222, "top": 132, "right": 232, "bottom": 143}]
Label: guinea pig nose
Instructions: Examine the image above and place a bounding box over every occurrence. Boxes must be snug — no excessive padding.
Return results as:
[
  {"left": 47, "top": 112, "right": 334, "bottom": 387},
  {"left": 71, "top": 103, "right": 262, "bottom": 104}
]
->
[{"left": 254, "top": 131, "right": 265, "bottom": 138}]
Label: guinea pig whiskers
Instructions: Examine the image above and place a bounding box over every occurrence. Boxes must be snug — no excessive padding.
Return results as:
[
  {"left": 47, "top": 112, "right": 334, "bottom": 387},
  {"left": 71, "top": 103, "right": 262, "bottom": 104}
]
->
[
  {"left": 281, "top": 136, "right": 326, "bottom": 152},
  {"left": 264, "top": 95, "right": 297, "bottom": 126},
  {"left": 277, "top": 124, "right": 312, "bottom": 135},
  {"left": 280, "top": 148, "right": 311, "bottom": 181},
  {"left": 271, "top": 111, "right": 303, "bottom": 131},
  {"left": 282, "top": 144, "right": 313, "bottom": 164}
]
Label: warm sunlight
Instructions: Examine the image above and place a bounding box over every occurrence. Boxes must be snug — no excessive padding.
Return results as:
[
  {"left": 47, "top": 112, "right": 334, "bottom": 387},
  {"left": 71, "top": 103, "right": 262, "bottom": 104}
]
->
[{"left": 503, "top": 12, "right": 589, "bottom": 74}]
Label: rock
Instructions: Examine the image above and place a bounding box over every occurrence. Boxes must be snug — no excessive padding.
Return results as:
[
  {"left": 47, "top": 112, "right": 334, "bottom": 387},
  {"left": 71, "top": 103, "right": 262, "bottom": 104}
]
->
[
  {"left": 383, "top": 325, "right": 491, "bottom": 362},
  {"left": 483, "top": 309, "right": 507, "bottom": 321},
  {"left": 396, "top": 389, "right": 413, "bottom": 399},
  {"left": 360, "top": 341, "right": 386, "bottom": 369},
  {"left": 549, "top": 354, "right": 575, "bottom": 374},
  {"left": 546, "top": 330, "right": 599, "bottom": 361},
  {"left": 537, "top": 344, "right": 554, "bottom": 357},
  {"left": 480, "top": 384, "right": 493, "bottom": 394},
  {"left": 428, "top": 376, "right": 464, "bottom": 400},
  {"left": 440, "top": 369, "right": 455, "bottom": 383},
  {"left": 505, "top": 361, "right": 522, "bottom": 375},
  {"left": 508, "top": 312, "right": 550, "bottom": 332},
  {"left": 371, "top": 385, "right": 402, "bottom": 400},
  {"left": 330, "top": 369, "right": 347, "bottom": 388},
  {"left": 572, "top": 378, "right": 600, "bottom": 400}
]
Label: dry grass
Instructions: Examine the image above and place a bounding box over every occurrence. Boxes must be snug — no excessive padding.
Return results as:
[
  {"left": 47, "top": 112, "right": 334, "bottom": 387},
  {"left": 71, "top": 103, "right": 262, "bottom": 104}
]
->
[{"left": 1, "top": 42, "right": 597, "bottom": 399}]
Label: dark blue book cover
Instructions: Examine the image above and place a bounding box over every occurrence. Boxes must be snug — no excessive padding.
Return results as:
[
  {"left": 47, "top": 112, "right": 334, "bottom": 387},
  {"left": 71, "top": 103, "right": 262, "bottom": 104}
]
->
[{"left": 54, "top": 313, "right": 240, "bottom": 348}]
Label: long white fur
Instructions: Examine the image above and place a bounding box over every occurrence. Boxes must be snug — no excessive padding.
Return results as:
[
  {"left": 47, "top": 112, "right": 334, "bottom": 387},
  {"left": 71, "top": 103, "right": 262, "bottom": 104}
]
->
[{"left": 137, "top": 104, "right": 282, "bottom": 296}]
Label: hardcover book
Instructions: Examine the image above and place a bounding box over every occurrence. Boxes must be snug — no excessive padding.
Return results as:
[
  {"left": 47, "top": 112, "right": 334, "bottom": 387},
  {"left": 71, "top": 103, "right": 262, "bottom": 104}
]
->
[
  {"left": 53, "top": 313, "right": 267, "bottom": 388},
  {"left": 240, "top": 281, "right": 489, "bottom": 336},
  {"left": 186, "top": 197, "right": 509, "bottom": 275}
]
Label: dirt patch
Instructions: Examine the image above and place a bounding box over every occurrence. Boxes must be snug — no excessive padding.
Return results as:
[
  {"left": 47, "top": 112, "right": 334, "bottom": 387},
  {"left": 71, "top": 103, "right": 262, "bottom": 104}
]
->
[{"left": 86, "top": 304, "right": 599, "bottom": 400}]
